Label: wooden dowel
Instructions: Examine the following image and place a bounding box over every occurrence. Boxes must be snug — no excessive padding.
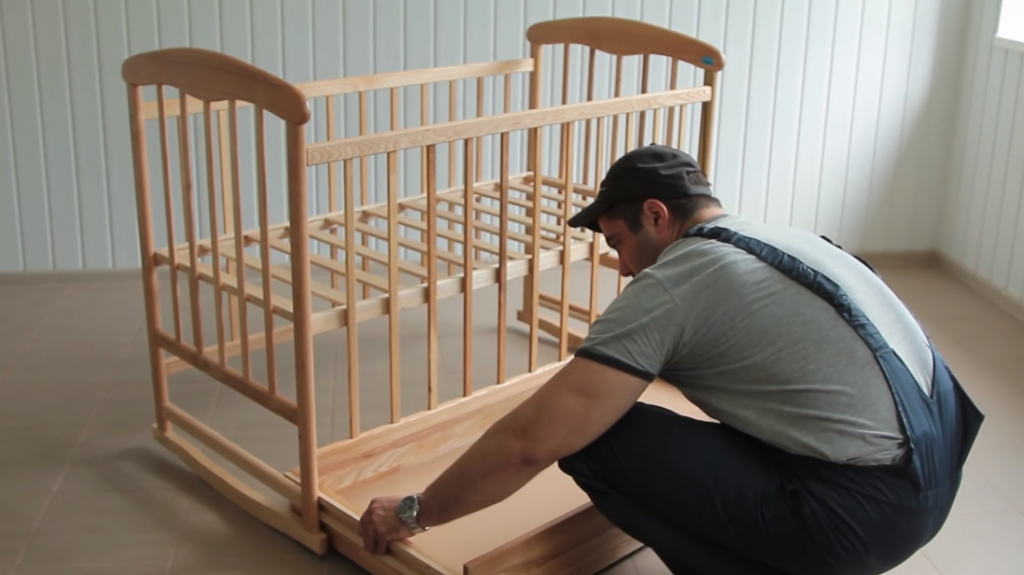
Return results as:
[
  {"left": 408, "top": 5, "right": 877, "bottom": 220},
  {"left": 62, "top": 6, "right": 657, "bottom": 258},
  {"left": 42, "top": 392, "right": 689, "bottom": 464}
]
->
[
  {"left": 559, "top": 121, "right": 575, "bottom": 360},
  {"left": 202, "top": 101, "right": 226, "bottom": 364},
  {"left": 218, "top": 110, "right": 241, "bottom": 342},
  {"left": 228, "top": 100, "right": 251, "bottom": 378},
  {"left": 528, "top": 126, "right": 543, "bottom": 373},
  {"left": 343, "top": 158, "right": 360, "bottom": 438},
  {"left": 666, "top": 58, "right": 679, "bottom": 147},
  {"left": 327, "top": 96, "right": 340, "bottom": 291},
  {"left": 611, "top": 55, "right": 623, "bottom": 161},
  {"left": 590, "top": 116, "right": 606, "bottom": 325},
  {"left": 583, "top": 47, "right": 596, "bottom": 186},
  {"left": 699, "top": 70, "right": 718, "bottom": 175},
  {"left": 285, "top": 120, "right": 320, "bottom": 534},
  {"left": 447, "top": 80, "right": 457, "bottom": 273},
  {"left": 638, "top": 54, "right": 650, "bottom": 145},
  {"left": 461, "top": 139, "right": 473, "bottom": 398},
  {"left": 420, "top": 84, "right": 429, "bottom": 268},
  {"left": 156, "top": 86, "right": 182, "bottom": 342},
  {"left": 476, "top": 77, "right": 484, "bottom": 181},
  {"left": 426, "top": 145, "right": 441, "bottom": 407},
  {"left": 387, "top": 151, "right": 401, "bottom": 423},
  {"left": 127, "top": 83, "right": 170, "bottom": 433},
  {"left": 255, "top": 107, "right": 277, "bottom": 395},
  {"left": 626, "top": 111, "right": 636, "bottom": 152},
  {"left": 559, "top": 43, "right": 571, "bottom": 185},
  {"left": 178, "top": 93, "right": 203, "bottom": 352},
  {"left": 498, "top": 131, "right": 509, "bottom": 384},
  {"left": 359, "top": 91, "right": 371, "bottom": 298}
]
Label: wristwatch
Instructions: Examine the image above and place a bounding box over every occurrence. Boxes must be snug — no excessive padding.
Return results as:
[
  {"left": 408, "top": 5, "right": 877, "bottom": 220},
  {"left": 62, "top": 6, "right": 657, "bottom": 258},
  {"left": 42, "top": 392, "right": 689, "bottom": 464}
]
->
[{"left": 397, "top": 493, "right": 429, "bottom": 534}]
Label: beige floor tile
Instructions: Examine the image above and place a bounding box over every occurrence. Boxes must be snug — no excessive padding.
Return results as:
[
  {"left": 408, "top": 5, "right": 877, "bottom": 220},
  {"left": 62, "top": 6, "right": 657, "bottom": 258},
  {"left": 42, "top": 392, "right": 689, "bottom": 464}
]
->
[
  {"left": 922, "top": 510, "right": 1024, "bottom": 575},
  {"left": 883, "top": 553, "right": 941, "bottom": 574},
  {"left": 0, "top": 434, "right": 81, "bottom": 491},
  {"left": 0, "top": 491, "right": 52, "bottom": 539},
  {"left": 0, "top": 539, "right": 28, "bottom": 575},
  {"left": 15, "top": 563, "right": 168, "bottom": 575}
]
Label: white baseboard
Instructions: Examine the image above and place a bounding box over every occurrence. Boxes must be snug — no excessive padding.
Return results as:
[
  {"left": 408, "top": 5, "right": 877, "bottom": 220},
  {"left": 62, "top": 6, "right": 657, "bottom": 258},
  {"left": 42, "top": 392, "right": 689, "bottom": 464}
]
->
[{"left": 934, "top": 251, "right": 1024, "bottom": 325}]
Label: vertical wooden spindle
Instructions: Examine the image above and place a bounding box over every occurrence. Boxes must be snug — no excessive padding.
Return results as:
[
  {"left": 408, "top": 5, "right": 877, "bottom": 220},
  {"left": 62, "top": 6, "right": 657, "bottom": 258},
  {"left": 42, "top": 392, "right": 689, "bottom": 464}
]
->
[
  {"left": 343, "top": 158, "right": 360, "bottom": 438},
  {"left": 638, "top": 54, "right": 650, "bottom": 144},
  {"left": 156, "top": 86, "right": 182, "bottom": 342},
  {"left": 387, "top": 151, "right": 401, "bottom": 423},
  {"left": 218, "top": 110, "right": 241, "bottom": 341},
  {"left": 590, "top": 116, "right": 606, "bottom": 325},
  {"left": 666, "top": 58, "right": 680, "bottom": 147},
  {"left": 202, "top": 102, "right": 226, "bottom": 364},
  {"left": 699, "top": 70, "right": 719, "bottom": 177},
  {"left": 327, "top": 96, "right": 340, "bottom": 290},
  {"left": 426, "top": 145, "right": 440, "bottom": 407},
  {"left": 610, "top": 55, "right": 623, "bottom": 161},
  {"left": 359, "top": 92, "right": 371, "bottom": 298},
  {"left": 583, "top": 48, "right": 596, "bottom": 186},
  {"left": 255, "top": 107, "right": 276, "bottom": 394},
  {"left": 462, "top": 139, "right": 473, "bottom": 398},
  {"left": 228, "top": 100, "right": 251, "bottom": 378},
  {"left": 528, "top": 125, "right": 543, "bottom": 373},
  {"left": 178, "top": 93, "right": 203, "bottom": 352},
  {"left": 127, "top": 83, "right": 169, "bottom": 433},
  {"left": 285, "top": 121, "right": 320, "bottom": 534},
  {"left": 559, "top": 121, "right": 575, "bottom": 360},
  {"left": 497, "top": 131, "right": 509, "bottom": 384}
]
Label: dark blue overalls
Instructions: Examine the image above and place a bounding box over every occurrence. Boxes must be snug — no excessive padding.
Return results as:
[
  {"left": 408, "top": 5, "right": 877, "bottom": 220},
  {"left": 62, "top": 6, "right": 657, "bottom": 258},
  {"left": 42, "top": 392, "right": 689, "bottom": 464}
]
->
[{"left": 558, "top": 225, "right": 986, "bottom": 575}]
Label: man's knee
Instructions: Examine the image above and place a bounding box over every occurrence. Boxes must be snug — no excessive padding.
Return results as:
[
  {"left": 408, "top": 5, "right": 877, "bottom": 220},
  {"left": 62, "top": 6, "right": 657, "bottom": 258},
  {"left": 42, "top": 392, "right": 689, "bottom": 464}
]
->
[{"left": 557, "top": 402, "right": 654, "bottom": 490}]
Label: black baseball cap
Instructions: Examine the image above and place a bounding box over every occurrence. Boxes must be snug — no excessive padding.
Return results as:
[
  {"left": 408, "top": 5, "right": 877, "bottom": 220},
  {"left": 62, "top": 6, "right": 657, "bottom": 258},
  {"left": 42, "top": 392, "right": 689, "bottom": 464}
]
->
[{"left": 567, "top": 144, "right": 713, "bottom": 233}]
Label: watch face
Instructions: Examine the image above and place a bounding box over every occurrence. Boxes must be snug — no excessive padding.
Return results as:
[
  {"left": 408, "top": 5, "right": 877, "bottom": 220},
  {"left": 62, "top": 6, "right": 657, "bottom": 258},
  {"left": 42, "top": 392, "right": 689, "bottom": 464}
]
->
[{"left": 398, "top": 495, "right": 418, "bottom": 518}]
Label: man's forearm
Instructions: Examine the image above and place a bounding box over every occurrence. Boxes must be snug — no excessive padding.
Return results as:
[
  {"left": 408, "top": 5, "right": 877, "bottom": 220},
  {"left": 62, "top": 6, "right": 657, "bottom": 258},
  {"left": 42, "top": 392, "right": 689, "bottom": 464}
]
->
[{"left": 416, "top": 423, "right": 550, "bottom": 528}]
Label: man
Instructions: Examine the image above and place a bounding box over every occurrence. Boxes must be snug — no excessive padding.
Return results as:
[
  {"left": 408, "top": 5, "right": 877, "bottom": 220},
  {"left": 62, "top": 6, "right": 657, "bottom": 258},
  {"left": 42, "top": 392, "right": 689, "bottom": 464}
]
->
[{"left": 359, "top": 145, "right": 984, "bottom": 574}]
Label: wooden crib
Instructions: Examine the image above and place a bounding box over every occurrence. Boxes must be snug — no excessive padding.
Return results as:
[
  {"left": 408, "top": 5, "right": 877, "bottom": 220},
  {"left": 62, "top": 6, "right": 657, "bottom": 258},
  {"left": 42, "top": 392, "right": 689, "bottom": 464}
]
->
[{"left": 122, "top": 16, "right": 724, "bottom": 575}]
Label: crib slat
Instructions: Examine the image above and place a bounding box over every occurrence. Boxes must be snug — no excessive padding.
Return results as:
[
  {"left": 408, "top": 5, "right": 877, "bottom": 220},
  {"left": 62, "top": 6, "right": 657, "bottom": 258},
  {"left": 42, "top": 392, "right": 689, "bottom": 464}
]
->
[
  {"left": 228, "top": 100, "right": 251, "bottom": 378},
  {"left": 178, "top": 93, "right": 204, "bottom": 352},
  {"left": 359, "top": 91, "right": 371, "bottom": 298},
  {"left": 327, "top": 96, "right": 340, "bottom": 291},
  {"left": 583, "top": 47, "right": 596, "bottom": 186},
  {"left": 610, "top": 55, "right": 623, "bottom": 162},
  {"left": 666, "top": 58, "right": 680, "bottom": 147},
  {"left": 156, "top": 86, "right": 182, "bottom": 342},
  {"left": 343, "top": 158, "right": 360, "bottom": 438},
  {"left": 387, "top": 150, "right": 401, "bottom": 423},
  {"left": 589, "top": 116, "right": 606, "bottom": 325},
  {"left": 498, "top": 131, "right": 509, "bottom": 384},
  {"left": 638, "top": 54, "right": 650, "bottom": 145},
  {"left": 218, "top": 110, "right": 241, "bottom": 342},
  {"left": 202, "top": 101, "right": 226, "bottom": 364},
  {"left": 255, "top": 106, "right": 277, "bottom": 395},
  {"left": 559, "top": 121, "right": 575, "bottom": 360},
  {"left": 528, "top": 125, "right": 543, "bottom": 373},
  {"left": 462, "top": 139, "right": 473, "bottom": 398},
  {"left": 426, "top": 145, "right": 440, "bottom": 407}
]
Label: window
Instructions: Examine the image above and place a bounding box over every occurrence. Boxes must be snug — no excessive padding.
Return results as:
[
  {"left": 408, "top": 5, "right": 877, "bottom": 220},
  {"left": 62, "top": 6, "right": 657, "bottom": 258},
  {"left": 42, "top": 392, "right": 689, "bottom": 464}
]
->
[{"left": 996, "top": 0, "right": 1024, "bottom": 53}]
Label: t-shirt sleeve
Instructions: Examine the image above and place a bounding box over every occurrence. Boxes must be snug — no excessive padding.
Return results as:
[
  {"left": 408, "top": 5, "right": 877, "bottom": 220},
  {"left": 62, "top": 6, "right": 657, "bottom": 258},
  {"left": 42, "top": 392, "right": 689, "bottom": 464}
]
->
[{"left": 574, "top": 272, "right": 684, "bottom": 382}]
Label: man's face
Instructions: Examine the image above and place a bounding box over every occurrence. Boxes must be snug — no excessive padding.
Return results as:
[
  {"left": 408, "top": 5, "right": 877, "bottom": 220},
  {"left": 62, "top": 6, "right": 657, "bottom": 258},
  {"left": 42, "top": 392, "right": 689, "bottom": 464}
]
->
[{"left": 597, "top": 210, "right": 668, "bottom": 278}]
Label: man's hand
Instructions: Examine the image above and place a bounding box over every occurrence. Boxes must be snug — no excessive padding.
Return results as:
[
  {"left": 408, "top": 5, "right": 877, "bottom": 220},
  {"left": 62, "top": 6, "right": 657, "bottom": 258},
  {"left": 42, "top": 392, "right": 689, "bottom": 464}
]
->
[{"left": 360, "top": 496, "right": 415, "bottom": 555}]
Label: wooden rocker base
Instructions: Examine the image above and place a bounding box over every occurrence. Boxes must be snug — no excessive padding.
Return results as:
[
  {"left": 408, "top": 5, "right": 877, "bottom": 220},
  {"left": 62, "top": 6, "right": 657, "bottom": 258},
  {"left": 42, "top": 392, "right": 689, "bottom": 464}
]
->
[{"left": 287, "top": 364, "right": 712, "bottom": 574}]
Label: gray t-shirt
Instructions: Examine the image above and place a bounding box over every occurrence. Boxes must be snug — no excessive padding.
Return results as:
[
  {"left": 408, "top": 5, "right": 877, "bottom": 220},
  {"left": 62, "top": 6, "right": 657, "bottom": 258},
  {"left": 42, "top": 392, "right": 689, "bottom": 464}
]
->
[{"left": 575, "top": 214, "right": 934, "bottom": 466}]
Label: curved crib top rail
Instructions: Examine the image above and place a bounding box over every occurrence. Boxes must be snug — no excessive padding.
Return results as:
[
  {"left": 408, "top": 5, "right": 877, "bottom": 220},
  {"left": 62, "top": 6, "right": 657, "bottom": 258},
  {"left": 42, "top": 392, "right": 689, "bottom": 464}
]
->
[
  {"left": 526, "top": 16, "right": 726, "bottom": 72},
  {"left": 122, "top": 47, "right": 311, "bottom": 125}
]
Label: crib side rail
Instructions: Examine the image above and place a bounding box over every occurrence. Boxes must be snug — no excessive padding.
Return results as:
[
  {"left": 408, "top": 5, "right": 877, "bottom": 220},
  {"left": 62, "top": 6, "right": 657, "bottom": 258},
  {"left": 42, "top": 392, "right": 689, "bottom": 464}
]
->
[{"left": 123, "top": 47, "right": 325, "bottom": 550}]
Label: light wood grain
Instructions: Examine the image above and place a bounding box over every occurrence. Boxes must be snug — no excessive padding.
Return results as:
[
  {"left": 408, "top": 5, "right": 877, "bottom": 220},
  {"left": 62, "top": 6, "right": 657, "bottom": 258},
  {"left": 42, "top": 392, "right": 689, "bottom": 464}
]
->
[
  {"left": 306, "top": 87, "right": 712, "bottom": 165},
  {"left": 526, "top": 16, "right": 725, "bottom": 72},
  {"left": 123, "top": 47, "right": 310, "bottom": 124}
]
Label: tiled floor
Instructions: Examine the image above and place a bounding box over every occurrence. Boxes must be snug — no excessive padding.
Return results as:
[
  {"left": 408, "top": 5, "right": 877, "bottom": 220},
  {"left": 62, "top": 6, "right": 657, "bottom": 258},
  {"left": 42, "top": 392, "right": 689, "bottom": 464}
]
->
[{"left": 0, "top": 262, "right": 1022, "bottom": 574}]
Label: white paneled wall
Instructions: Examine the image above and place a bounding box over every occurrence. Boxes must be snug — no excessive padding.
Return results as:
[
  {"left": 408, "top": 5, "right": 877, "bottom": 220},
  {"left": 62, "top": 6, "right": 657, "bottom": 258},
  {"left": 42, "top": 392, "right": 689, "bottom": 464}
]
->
[
  {"left": 942, "top": 0, "right": 1024, "bottom": 306},
  {"left": 0, "top": 0, "right": 969, "bottom": 272}
]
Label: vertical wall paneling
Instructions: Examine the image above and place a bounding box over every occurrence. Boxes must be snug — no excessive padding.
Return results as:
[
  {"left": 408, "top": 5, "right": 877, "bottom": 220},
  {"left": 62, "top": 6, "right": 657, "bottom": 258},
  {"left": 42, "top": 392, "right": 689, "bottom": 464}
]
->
[
  {"left": 737, "top": 0, "right": 782, "bottom": 224},
  {"left": 945, "top": 0, "right": 1024, "bottom": 306},
  {"left": 836, "top": 0, "right": 889, "bottom": 249},
  {"left": 789, "top": 0, "right": 836, "bottom": 233},
  {"left": 1, "top": 0, "right": 53, "bottom": 271},
  {"left": 0, "top": 0, "right": 22, "bottom": 271},
  {"left": 763, "top": 0, "right": 809, "bottom": 228},
  {"left": 35, "top": 0, "right": 83, "bottom": 270},
  {"left": 0, "top": 0, "right": 990, "bottom": 272}
]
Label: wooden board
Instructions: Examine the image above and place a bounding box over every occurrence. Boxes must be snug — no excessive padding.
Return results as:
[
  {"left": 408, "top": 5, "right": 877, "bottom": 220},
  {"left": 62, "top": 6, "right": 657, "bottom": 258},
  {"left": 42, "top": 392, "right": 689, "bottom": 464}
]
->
[{"left": 312, "top": 377, "right": 712, "bottom": 574}]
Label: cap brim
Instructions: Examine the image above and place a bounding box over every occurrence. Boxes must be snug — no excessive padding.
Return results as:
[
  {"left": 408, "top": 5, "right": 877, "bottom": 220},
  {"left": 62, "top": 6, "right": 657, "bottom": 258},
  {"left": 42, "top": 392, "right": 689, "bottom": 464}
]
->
[{"left": 567, "top": 196, "right": 614, "bottom": 233}]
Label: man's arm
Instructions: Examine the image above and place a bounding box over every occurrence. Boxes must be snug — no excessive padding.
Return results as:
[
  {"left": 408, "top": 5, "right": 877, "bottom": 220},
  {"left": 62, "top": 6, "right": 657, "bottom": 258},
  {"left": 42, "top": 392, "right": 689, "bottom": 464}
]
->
[{"left": 416, "top": 356, "right": 650, "bottom": 527}]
